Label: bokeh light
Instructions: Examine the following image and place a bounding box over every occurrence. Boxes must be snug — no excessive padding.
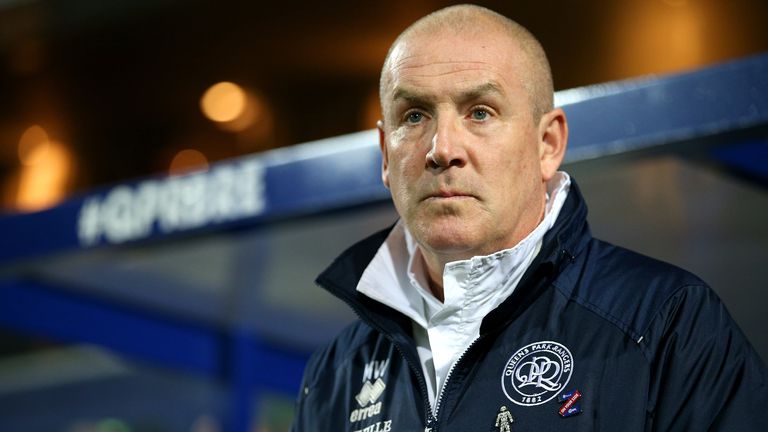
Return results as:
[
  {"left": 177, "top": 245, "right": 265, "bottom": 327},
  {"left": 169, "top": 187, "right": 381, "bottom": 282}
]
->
[
  {"left": 662, "top": 0, "right": 688, "bottom": 7},
  {"left": 169, "top": 148, "right": 209, "bottom": 175},
  {"left": 16, "top": 138, "right": 72, "bottom": 211},
  {"left": 18, "top": 125, "right": 50, "bottom": 166},
  {"left": 200, "top": 81, "right": 247, "bottom": 123},
  {"left": 606, "top": 1, "right": 722, "bottom": 79}
]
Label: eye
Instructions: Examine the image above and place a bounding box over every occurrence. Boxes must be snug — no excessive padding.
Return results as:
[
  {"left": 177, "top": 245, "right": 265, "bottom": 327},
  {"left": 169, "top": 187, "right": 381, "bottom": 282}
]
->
[
  {"left": 471, "top": 108, "right": 489, "bottom": 121},
  {"left": 406, "top": 111, "right": 424, "bottom": 124}
]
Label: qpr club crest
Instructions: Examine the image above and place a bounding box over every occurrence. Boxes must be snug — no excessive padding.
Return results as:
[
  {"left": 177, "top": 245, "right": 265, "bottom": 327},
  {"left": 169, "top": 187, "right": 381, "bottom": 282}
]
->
[{"left": 501, "top": 341, "right": 573, "bottom": 406}]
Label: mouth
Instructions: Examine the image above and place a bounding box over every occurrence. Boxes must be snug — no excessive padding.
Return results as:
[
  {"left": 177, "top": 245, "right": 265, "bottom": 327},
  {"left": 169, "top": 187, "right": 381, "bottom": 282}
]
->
[{"left": 424, "top": 190, "right": 477, "bottom": 201}]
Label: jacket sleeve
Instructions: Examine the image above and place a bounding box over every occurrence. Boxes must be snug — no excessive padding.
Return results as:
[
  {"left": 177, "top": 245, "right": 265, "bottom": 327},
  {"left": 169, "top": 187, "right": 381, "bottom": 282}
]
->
[
  {"left": 290, "top": 348, "right": 323, "bottom": 432},
  {"left": 643, "top": 284, "right": 767, "bottom": 431}
]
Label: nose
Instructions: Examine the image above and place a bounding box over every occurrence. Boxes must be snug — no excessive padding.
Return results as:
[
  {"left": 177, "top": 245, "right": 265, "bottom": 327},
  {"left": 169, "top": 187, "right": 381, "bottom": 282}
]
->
[{"left": 426, "top": 118, "right": 466, "bottom": 171}]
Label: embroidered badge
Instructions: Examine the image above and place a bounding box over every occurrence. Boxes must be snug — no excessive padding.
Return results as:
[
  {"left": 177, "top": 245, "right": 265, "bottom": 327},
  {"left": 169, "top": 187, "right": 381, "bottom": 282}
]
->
[
  {"left": 494, "top": 406, "right": 515, "bottom": 431},
  {"left": 557, "top": 389, "right": 578, "bottom": 403},
  {"left": 501, "top": 340, "right": 573, "bottom": 406},
  {"left": 560, "top": 403, "right": 582, "bottom": 418},
  {"left": 557, "top": 389, "right": 583, "bottom": 418}
]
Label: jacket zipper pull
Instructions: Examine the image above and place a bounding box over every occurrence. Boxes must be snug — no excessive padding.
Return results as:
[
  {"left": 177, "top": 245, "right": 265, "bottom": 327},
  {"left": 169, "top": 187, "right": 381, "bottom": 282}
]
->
[{"left": 424, "top": 414, "right": 437, "bottom": 432}]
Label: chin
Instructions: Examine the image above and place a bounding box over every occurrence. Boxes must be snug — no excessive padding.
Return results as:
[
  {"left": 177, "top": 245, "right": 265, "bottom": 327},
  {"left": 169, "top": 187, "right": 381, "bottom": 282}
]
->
[{"left": 415, "top": 223, "right": 480, "bottom": 258}]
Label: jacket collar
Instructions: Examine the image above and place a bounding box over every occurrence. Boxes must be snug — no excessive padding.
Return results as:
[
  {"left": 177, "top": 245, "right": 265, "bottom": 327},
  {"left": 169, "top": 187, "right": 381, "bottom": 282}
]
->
[
  {"left": 478, "top": 178, "right": 591, "bottom": 334},
  {"left": 315, "top": 177, "right": 592, "bottom": 337}
]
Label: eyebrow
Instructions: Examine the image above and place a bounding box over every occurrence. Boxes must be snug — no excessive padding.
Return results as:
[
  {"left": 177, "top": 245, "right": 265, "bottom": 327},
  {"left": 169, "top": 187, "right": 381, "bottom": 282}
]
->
[
  {"left": 457, "top": 82, "right": 505, "bottom": 103},
  {"left": 391, "top": 81, "right": 505, "bottom": 106},
  {"left": 392, "top": 88, "right": 435, "bottom": 106}
]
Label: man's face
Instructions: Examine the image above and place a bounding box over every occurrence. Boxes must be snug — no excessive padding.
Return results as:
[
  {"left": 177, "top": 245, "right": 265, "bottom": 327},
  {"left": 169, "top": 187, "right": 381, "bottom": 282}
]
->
[{"left": 379, "top": 28, "right": 549, "bottom": 261}]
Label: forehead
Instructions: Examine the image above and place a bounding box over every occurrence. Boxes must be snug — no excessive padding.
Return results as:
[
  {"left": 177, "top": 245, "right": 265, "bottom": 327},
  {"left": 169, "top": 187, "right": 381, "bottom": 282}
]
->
[{"left": 384, "top": 29, "right": 527, "bottom": 100}]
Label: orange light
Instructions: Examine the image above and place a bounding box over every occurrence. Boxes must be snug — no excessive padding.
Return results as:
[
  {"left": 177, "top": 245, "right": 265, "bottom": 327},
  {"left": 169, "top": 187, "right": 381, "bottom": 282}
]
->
[
  {"left": 200, "top": 82, "right": 247, "bottom": 123},
  {"left": 608, "top": 2, "right": 705, "bottom": 78},
  {"left": 16, "top": 140, "right": 71, "bottom": 211},
  {"left": 18, "top": 125, "right": 50, "bottom": 166},
  {"left": 169, "top": 149, "right": 209, "bottom": 175},
  {"left": 219, "top": 91, "right": 261, "bottom": 133},
  {"left": 662, "top": 0, "right": 688, "bottom": 7}
]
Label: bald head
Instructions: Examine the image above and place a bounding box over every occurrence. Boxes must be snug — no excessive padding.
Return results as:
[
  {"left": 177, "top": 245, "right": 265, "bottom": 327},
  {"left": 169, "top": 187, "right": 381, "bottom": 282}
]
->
[{"left": 379, "top": 4, "right": 554, "bottom": 121}]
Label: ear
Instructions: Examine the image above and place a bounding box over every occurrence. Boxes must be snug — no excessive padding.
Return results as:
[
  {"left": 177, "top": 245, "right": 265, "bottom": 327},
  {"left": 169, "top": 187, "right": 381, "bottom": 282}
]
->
[
  {"left": 537, "top": 108, "right": 568, "bottom": 182},
  {"left": 377, "top": 120, "right": 390, "bottom": 188}
]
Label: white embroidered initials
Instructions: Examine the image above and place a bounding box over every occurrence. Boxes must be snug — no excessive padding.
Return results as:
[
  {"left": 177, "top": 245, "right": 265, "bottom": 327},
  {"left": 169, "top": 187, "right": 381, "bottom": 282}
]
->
[{"left": 363, "top": 359, "right": 390, "bottom": 382}]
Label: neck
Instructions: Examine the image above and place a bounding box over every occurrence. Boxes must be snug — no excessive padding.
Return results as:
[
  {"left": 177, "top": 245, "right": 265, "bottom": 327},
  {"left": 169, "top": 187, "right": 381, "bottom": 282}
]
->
[{"left": 423, "top": 253, "right": 447, "bottom": 302}]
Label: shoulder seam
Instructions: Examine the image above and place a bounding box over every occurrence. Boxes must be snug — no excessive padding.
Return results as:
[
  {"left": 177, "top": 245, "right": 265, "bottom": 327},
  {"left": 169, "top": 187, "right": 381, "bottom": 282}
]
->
[
  {"left": 553, "top": 281, "right": 706, "bottom": 355},
  {"left": 553, "top": 281, "right": 643, "bottom": 342},
  {"left": 634, "top": 283, "right": 707, "bottom": 360}
]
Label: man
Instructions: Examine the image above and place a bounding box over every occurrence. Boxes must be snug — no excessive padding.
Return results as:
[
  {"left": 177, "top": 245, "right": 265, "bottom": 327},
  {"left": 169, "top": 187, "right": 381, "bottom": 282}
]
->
[{"left": 292, "top": 4, "right": 767, "bottom": 431}]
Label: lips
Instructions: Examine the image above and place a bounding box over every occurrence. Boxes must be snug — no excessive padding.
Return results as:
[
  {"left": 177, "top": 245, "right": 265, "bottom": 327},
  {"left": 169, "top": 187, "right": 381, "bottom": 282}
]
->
[{"left": 424, "top": 189, "right": 476, "bottom": 200}]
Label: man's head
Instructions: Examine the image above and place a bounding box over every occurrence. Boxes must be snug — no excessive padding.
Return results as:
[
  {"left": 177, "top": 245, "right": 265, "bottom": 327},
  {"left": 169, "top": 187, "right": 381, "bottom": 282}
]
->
[
  {"left": 377, "top": 4, "right": 568, "bottom": 288},
  {"left": 379, "top": 5, "right": 554, "bottom": 123}
]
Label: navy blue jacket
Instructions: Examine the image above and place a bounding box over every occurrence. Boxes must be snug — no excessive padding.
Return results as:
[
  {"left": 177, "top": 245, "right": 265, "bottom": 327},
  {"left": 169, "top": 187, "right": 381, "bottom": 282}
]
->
[{"left": 292, "top": 181, "right": 767, "bottom": 431}]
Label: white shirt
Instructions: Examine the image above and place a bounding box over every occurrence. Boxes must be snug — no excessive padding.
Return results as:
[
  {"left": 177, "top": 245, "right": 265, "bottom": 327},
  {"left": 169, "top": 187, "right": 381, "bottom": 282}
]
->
[{"left": 357, "top": 172, "right": 571, "bottom": 412}]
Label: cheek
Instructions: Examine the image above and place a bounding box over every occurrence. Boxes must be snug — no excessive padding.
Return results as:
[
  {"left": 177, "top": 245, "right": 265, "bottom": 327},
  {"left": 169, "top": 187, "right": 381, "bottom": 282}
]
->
[
  {"left": 491, "top": 140, "right": 542, "bottom": 200},
  {"left": 388, "top": 138, "right": 425, "bottom": 184},
  {"left": 386, "top": 156, "right": 425, "bottom": 217},
  {"left": 389, "top": 162, "right": 418, "bottom": 201}
]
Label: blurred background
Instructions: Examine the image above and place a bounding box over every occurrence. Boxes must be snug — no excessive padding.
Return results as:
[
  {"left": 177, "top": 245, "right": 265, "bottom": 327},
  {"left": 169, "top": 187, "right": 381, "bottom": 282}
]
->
[
  {"left": 1, "top": 0, "right": 767, "bottom": 212},
  {"left": 0, "top": 0, "right": 767, "bottom": 431}
]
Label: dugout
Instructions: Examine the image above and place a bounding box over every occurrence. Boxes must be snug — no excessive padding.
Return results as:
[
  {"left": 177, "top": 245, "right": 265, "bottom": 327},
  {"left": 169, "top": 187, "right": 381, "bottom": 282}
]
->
[{"left": 0, "top": 53, "right": 767, "bottom": 432}]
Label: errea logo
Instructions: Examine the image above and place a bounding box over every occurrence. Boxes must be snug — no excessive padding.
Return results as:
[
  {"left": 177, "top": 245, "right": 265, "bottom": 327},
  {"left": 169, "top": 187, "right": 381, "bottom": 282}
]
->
[
  {"left": 350, "top": 359, "right": 390, "bottom": 423},
  {"left": 356, "top": 359, "right": 389, "bottom": 407},
  {"left": 356, "top": 378, "right": 386, "bottom": 407}
]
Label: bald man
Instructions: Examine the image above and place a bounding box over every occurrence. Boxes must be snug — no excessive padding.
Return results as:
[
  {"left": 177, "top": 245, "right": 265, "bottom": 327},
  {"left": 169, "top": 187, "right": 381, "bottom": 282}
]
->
[{"left": 292, "top": 5, "right": 766, "bottom": 431}]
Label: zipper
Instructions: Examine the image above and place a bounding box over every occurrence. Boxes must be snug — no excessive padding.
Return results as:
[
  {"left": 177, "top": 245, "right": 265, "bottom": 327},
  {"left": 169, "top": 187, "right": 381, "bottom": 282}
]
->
[
  {"left": 391, "top": 342, "right": 438, "bottom": 431},
  {"left": 432, "top": 334, "right": 486, "bottom": 421},
  {"left": 326, "top": 281, "right": 437, "bottom": 430}
]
